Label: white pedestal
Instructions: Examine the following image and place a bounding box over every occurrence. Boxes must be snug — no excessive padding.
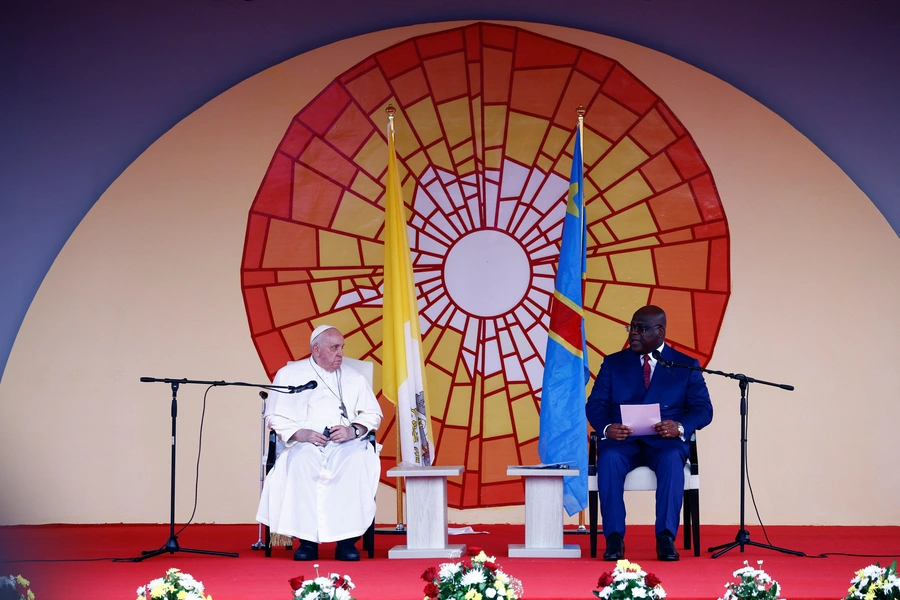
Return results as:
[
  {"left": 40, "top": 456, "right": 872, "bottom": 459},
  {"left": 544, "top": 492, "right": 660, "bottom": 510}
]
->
[
  {"left": 386, "top": 464, "right": 466, "bottom": 559},
  {"left": 506, "top": 466, "right": 581, "bottom": 558}
]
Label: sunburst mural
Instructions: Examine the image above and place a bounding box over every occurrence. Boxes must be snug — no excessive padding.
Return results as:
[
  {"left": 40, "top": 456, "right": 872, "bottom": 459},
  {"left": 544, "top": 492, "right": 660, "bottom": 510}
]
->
[{"left": 240, "top": 22, "right": 730, "bottom": 509}]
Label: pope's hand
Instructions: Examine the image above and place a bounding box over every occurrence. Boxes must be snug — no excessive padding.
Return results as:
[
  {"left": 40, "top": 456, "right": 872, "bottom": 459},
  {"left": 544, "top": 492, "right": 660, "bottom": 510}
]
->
[{"left": 292, "top": 428, "right": 329, "bottom": 446}]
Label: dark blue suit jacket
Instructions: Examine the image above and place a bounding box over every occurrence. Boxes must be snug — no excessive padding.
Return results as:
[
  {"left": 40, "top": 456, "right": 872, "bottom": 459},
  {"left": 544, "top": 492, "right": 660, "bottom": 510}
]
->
[{"left": 585, "top": 344, "right": 713, "bottom": 442}]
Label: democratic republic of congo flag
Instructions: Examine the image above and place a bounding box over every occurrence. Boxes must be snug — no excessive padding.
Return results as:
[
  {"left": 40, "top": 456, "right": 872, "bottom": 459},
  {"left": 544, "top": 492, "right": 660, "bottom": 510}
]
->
[
  {"left": 381, "top": 112, "right": 433, "bottom": 467},
  {"left": 538, "top": 125, "right": 590, "bottom": 516}
]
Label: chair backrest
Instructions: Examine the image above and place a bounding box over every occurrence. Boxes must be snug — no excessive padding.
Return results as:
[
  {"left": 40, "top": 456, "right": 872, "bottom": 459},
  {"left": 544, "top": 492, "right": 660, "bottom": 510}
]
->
[{"left": 341, "top": 356, "right": 374, "bottom": 390}]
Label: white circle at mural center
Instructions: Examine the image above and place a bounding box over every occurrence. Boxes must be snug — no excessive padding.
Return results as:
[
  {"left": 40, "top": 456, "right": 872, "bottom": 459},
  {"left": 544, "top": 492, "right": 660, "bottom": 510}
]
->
[{"left": 443, "top": 230, "right": 531, "bottom": 318}]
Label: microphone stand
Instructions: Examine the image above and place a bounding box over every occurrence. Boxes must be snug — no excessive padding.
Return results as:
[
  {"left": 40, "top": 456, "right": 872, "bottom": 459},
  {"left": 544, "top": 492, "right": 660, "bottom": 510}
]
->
[
  {"left": 654, "top": 354, "right": 803, "bottom": 558},
  {"left": 130, "top": 376, "right": 303, "bottom": 562}
]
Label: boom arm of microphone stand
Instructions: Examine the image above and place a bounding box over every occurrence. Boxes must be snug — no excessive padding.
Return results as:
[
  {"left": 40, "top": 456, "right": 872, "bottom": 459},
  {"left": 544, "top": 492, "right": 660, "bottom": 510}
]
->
[
  {"left": 139, "top": 376, "right": 299, "bottom": 393},
  {"left": 654, "top": 360, "right": 794, "bottom": 392}
]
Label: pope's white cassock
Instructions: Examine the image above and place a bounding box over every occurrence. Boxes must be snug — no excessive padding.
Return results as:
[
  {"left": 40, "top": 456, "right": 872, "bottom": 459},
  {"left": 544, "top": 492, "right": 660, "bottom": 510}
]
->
[{"left": 256, "top": 357, "right": 383, "bottom": 543}]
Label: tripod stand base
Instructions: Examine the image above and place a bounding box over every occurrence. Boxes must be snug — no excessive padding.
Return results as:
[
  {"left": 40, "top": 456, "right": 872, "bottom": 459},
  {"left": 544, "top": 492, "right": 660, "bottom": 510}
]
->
[
  {"left": 708, "top": 529, "right": 804, "bottom": 558},
  {"left": 134, "top": 534, "right": 239, "bottom": 562}
]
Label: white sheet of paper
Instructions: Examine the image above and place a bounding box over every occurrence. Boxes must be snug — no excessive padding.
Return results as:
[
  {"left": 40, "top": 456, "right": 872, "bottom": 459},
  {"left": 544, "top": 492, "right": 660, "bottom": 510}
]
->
[{"left": 620, "top": 403, "right": 661, "bottom": 436}]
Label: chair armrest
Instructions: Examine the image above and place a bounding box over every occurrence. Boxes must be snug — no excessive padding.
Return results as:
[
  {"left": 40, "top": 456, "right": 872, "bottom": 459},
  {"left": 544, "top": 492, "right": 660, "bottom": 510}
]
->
[
  {"left": 688, "top": 432, "right": 699, "bottom": 476},
  {"left": 264, "top": 429, "right": 278, "bottom": 475},
  {"left": 588, "top": 431, "right": 598, "bottom": 476}
]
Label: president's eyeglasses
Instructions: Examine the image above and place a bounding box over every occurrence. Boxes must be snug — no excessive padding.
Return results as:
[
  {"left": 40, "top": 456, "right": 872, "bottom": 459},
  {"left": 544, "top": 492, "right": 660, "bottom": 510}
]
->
[{"left": 625, "top": 323, "right": 662, "bottom": 335}]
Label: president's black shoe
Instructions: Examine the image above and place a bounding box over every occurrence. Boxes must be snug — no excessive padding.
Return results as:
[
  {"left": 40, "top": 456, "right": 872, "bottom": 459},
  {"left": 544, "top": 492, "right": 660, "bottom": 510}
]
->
[
  {"left": 335, "top": 538, "right": 360, "bottom": 561},
  {"left": 602, "top": 533, "right": 625, "bottom": 561},
  {"left": 655, "top": 533, "right": 679, "bottom": 561},
  {"left": 293, "top": 540, "right": 318, "bottom": 561}
]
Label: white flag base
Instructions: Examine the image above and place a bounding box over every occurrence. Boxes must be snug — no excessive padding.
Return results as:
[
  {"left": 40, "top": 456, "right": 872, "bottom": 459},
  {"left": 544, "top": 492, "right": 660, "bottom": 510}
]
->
[
  {"left": 386, "top": 464, "right": 464, "bottom": 560},
  {"left": 388, "top": 544, "right": 466, "bottom": 559}
]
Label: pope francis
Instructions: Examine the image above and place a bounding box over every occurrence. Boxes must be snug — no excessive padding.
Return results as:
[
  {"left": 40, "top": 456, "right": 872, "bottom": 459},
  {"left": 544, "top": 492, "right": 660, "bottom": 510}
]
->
[{"left": 256, "top": 324, "right": 383, "bottom": 561}]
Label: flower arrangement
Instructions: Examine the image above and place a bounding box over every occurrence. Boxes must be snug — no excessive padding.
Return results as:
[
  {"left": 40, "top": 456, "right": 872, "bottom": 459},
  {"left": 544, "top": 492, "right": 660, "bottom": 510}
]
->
[
  {"left": 422, "top": 546, "right": 523, "bottom": 600},
  {"left": 593, "top": 560, "right": 665, "bottom": 600},
  {"left": 0, "top": 575, "right": 34, "bottom": 600},
  {"left": 718, "top": 561, "right": 782, "bottom": 600},
  {"left": 845, "top": 561, "right": 900, "bottom": 600},
  {"left": 289, "top": 564, "right": 356, "bottom": 600},
  {"left": 136, "top": 568, "right": 211, "bottom": 600}
]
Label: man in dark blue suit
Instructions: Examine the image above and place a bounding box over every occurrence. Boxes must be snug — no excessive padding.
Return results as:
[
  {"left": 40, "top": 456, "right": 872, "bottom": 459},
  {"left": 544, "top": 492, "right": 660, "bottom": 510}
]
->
[{"left": 586, "top": 305, "right": 712, "bottom": 561}]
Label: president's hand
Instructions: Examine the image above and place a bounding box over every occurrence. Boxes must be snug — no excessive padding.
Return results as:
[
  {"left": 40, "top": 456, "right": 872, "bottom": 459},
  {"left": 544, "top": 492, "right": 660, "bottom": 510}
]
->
[
  {"left": 654, "top": 420, "right": 680, "bottom": 439},
  {"left": 606, "top": 423, "right": 632, "bottom": 441}
]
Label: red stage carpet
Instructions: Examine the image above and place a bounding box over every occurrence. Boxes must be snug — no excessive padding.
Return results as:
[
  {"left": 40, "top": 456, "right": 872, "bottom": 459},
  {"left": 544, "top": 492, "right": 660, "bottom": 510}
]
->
[{"left": 1, "top": 524, "right": 898, "bottom": 599}]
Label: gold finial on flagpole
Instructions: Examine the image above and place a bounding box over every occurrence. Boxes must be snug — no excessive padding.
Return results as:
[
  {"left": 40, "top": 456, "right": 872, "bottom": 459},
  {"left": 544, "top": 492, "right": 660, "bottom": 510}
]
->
[
  {"left": 386, "top": 104, "right": 396, "bottom": 137},
  {"left": 576, "top": 105, "right": 585, "bottom": 155}
]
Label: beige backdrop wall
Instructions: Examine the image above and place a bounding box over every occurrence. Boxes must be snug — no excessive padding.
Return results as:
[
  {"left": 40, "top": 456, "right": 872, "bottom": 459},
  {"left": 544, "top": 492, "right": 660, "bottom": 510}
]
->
[{"left": 1, "top": 21, "right": 898, "bottom": 527}]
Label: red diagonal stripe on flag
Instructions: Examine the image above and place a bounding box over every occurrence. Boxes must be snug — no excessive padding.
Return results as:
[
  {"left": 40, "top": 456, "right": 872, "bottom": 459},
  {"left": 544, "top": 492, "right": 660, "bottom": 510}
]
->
[{"left": 549, "top": 295, "right": 583, "bottom": 354}]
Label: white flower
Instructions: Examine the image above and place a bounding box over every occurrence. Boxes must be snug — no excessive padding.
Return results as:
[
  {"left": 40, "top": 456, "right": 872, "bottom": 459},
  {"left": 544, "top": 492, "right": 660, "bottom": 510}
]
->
[
  {"left": 180, "top": 573, "right": 202, "bottom": 591},
  {"left": 461, "top": 568, "right": 487, "bottom": 586},
  {"left": 862, "top": 566, "right": 884, "bottom": 578},
  {"left": 633, "top": 587, "right": 648, "bottom": 598},
  {"left": 335, "top": 588, "right": 352, "bottom": 600},
  {"left": 136, "top": 585, "right": 146, "bottom": 596},
  {"left": 439, "top": 562, "right": 461, "bottom": 578},
  {"left": 184, "top": 593, "right": 204, "bottom": 600},
  {"left": 486, "top": 588, "right": 497, "bottom": 598}
]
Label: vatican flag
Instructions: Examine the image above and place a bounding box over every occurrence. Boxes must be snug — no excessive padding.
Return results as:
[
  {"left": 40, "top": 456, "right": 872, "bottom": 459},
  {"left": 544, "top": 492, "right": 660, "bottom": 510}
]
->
[{"left": 381, "top": 108, "right": 433, "bottom": 466}]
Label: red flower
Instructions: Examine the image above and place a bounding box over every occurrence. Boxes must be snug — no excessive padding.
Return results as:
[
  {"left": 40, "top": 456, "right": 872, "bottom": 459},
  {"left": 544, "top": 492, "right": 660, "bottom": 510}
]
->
[
  {"left": 597, "top": 572, "right": 614, "bottom": 587},
  {"left": 423, "top": 582, "right": 439, "bottom": 597},
  {"left": 645, "top": 573, "right": 662, "bottom": 588},
  {"left": 467, "top": 546, "right": 483, "bottom": 556},
  {"left": 422, "top": 567, "right": 439, "bottom": 582},
  {"left": 288, "top": 576, "right": 305, "bottom": 591},
  {"left": 484, "top": 561, "right": 498, "bottom": 571}
]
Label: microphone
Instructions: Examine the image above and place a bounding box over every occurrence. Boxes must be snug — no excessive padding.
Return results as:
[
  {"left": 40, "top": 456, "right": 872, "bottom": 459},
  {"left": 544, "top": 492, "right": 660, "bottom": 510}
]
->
[
  {"left": 651, "top": 350, "right": 674, "bottom": 374},
  {"left": 259, "top": 391, "right": 268, "bottom": 400},
  {"left": 289, "top": 380, "right": 318, "bottom": 393}
]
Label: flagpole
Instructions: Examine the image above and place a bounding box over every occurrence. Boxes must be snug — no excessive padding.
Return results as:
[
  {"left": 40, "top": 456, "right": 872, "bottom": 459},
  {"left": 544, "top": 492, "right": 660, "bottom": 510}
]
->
[
  {"left": 386, "top": 104, "right": 407, "bottom": 532},
  {"left": 576, "top": 104, "right": 588, "bottom": 534}
]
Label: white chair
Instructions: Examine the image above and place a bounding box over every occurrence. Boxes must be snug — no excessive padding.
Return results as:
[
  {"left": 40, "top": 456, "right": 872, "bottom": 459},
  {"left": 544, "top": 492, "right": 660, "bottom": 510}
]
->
[
  {"left": 256, "top": 357, "right": 378, "bottom": 557},
  {"left": 587, "top": 431, "right": 700, "bottom": 557}
]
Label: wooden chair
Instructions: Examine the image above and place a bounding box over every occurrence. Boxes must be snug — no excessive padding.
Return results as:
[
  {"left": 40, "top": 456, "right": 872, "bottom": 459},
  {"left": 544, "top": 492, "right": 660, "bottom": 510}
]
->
[
  {"left": 587, "top": 431, "right": 700, "bottom": 558},
  {"left": 259, "top": 357, "right": 378, "bottom": 558}
]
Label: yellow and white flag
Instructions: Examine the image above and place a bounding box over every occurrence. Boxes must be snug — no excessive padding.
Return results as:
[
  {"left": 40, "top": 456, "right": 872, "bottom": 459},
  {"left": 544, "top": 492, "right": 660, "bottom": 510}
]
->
[{"left": 381, "top": 109, "right": 433, "bottom": 466}]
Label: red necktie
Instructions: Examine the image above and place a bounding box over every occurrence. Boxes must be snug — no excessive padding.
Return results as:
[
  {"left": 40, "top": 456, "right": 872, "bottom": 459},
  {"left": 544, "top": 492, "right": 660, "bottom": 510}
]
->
[{"left": 643, "top": 354, "right": 651, "bottom": 388}]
